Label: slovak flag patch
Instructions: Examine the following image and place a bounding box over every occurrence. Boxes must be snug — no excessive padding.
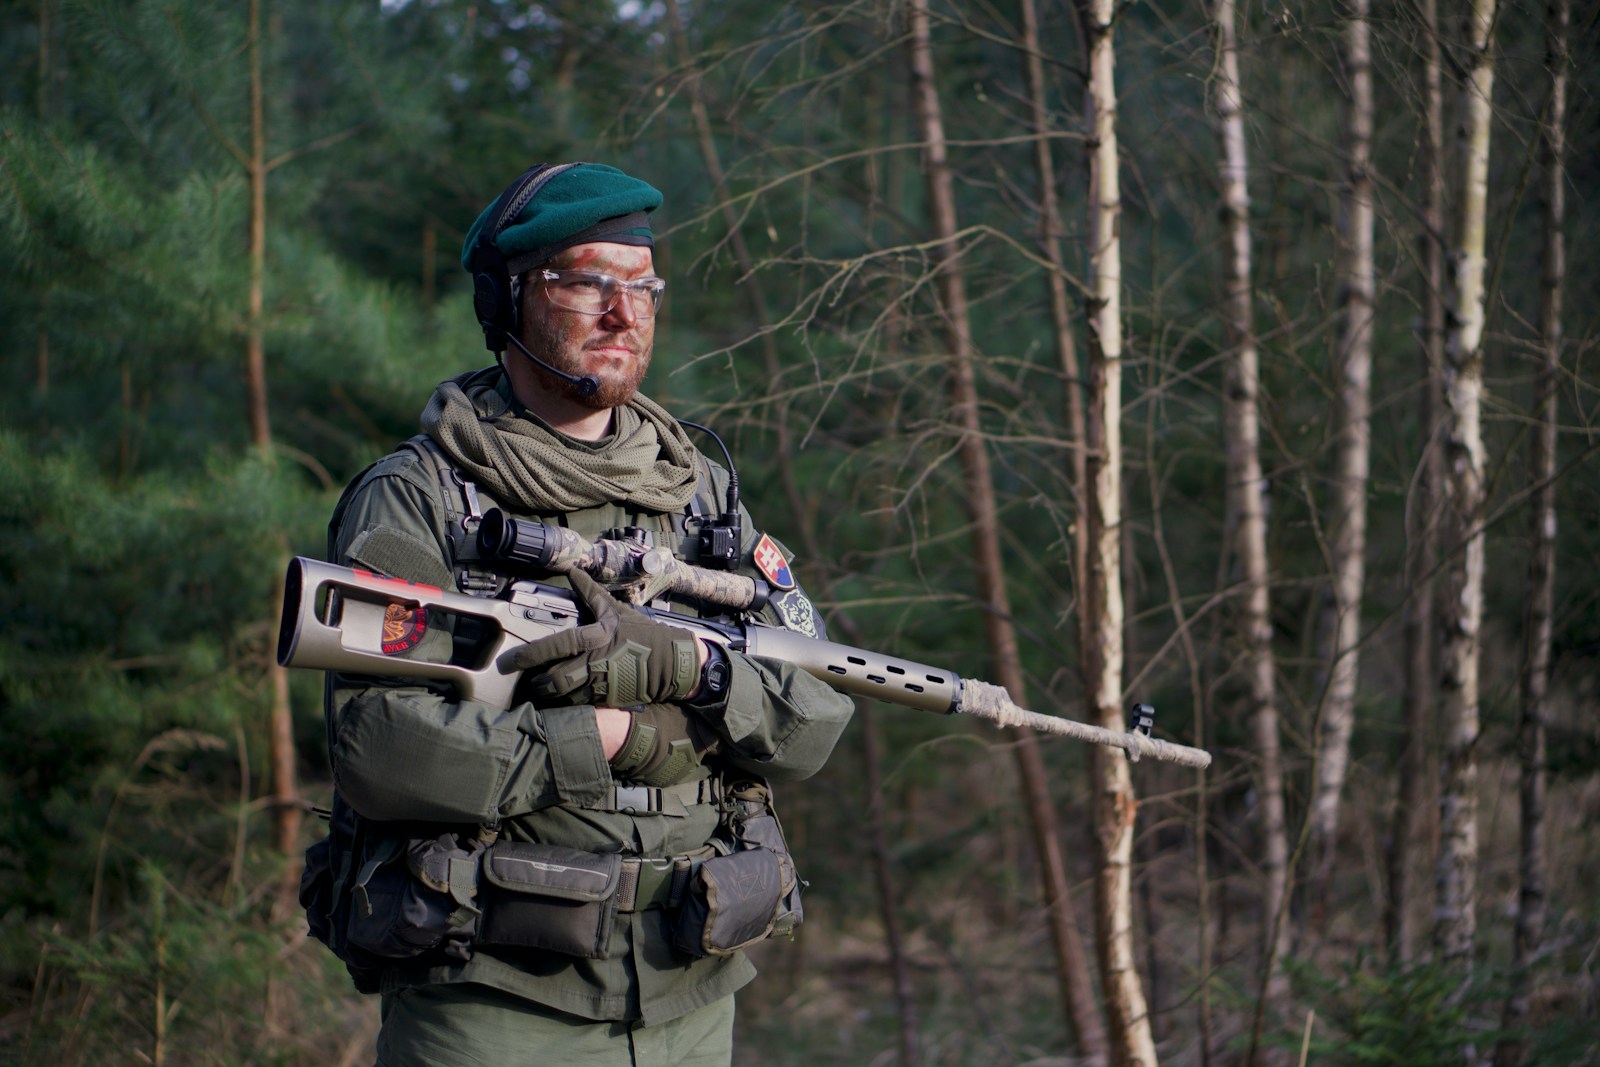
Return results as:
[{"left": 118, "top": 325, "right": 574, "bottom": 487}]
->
[{"left": 752, "top": 533, "right": 796, "bottom": 590}]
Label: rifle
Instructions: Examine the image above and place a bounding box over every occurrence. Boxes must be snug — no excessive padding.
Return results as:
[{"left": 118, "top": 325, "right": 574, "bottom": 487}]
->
[{"left": 277, "top": 513, "right": 1211, "bottom": 769}]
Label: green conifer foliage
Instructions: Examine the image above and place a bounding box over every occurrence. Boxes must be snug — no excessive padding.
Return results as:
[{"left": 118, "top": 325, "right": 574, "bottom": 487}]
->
[{"left": 1, "top": 0, "right": 1597, "bottom": 1062}]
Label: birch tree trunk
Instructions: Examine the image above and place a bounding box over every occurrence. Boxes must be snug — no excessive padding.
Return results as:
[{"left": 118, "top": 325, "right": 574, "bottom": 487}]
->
[
  {"left": 1388, "top": 0, "right": 1446, "bottom": 965},
  {"left": 1434, "top": 0, "right": 1496, "bottom": 986},
  {"left": 1496, "top": 0, "right": 1564, "bottom": 1058},
  {"left": 1310, "top": 0, "right": 1375, "bottom": 914},
  {"left": 905, "top": 3, "right": 1106, "bottom": 1059},
  {"left": 1211, "top": 0, "right": 1291, "bottom": 1037},
  {"left": 1073, "top": 0, "right": 1156, "bottom": 1060}
]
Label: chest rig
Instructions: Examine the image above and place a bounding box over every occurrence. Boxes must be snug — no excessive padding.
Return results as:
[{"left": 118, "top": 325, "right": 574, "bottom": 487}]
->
[
  {"left": 308, "top": 435, "right": 810, "bottom": 985},
  {"left": 399, "top": 434, "right": 738, "bottom": 822}
]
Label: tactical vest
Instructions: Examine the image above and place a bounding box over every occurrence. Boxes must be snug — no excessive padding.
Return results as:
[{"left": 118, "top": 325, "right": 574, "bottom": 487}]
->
[{"left": 304, "top": 433, "right": 806, "bottom": 991}]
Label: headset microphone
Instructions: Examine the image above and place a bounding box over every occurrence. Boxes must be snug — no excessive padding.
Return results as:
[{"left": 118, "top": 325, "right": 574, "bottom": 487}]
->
[{"left": 494, "top": 326, "right": 601, "bottom": 399}]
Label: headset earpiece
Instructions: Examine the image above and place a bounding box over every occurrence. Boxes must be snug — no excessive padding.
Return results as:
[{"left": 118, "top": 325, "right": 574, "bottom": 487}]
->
[
  {"left": 468, "top": 162, "right": 603, "bottom": 398},
  {"left": 471, "top": 243, "right": 514, "bottom": 352},
  {"left": 469, "top": 162, "right": 580, "bottom": 353}
]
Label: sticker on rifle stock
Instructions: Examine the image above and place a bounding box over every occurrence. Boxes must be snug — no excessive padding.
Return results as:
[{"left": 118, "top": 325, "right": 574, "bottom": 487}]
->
[
  {"left": 752, "top": 534, "right": 795, "bottom": 590},
  {"left": 382, "top": 603, "right": 429, "bottom": 655}
]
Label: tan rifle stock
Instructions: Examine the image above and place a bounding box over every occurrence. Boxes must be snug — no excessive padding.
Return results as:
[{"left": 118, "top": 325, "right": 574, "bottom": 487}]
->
[{"left": 278, "top": 557, "right": 1211, "bottom": 769}]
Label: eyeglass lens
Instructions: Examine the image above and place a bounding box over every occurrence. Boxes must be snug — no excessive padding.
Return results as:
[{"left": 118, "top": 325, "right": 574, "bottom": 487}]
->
[{"left": 542, "top": 271, "right": 664, "bottom": 318}]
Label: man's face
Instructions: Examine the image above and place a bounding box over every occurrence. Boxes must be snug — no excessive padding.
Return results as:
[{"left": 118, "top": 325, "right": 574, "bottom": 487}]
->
[{"left": 517, "top": 242, "right": 658, "bottom": 410}]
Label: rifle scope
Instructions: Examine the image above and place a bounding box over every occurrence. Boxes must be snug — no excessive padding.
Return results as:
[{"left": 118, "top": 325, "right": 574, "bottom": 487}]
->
[{"left": 477, "top": 509, "right": 557, "bottom": 569}]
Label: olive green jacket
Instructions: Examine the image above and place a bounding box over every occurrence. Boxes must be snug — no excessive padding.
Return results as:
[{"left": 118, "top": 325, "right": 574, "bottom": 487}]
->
[{"left": 325, "top": 382, "right": 853, "bottom": 1026}]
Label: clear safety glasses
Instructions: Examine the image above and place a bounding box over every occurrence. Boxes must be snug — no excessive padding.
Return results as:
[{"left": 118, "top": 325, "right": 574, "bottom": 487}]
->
[{"left": 539, "top": 269, "right": 666, "bottom": 319}]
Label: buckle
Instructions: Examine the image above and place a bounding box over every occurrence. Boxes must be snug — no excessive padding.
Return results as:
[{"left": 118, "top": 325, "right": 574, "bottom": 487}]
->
[
  {"left": 613, "top": 784, "right": 660, "bottom": 814},
  {"left": 448, "top": 470, "right": 484, "bottom": 534}
]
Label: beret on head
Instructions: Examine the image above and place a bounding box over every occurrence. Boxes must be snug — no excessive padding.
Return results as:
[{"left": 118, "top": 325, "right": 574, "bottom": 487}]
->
[{"left": 460, "top": 163, "right": 663, "bottom": 275}]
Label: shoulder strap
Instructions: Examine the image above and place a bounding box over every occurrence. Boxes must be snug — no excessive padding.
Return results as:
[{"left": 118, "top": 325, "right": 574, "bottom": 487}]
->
[
  {"left": 690, "top": 453, "right": 717, "bottom": 521},
  {"left": 400, "top": 435, "right": 507, "bottom": 595},
  {"left": 399, "top": 435, "right": 475, "bottom": 533}
]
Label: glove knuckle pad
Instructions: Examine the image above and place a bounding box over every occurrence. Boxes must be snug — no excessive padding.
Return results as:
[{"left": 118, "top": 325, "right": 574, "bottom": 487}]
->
[{"left": 605, "top": 640, "right": 652, "bottom": 707}]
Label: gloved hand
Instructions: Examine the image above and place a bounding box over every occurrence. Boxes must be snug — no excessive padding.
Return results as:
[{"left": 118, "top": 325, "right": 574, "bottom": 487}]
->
[
  {"left": 609, "top": 703, "right": 720, "bottom": 786},
  {"left": 497, "top": 568, "right": 700, "bottom": 707}
]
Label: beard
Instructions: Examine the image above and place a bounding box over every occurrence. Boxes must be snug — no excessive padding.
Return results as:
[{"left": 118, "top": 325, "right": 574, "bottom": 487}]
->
[{"left": 517, "top": 316, "right": 654, "bottom": 410}]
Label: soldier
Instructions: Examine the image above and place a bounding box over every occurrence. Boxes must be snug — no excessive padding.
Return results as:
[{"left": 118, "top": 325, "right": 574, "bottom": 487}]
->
[{"left": 308, "top": 163, "right": 854, "bottom": 1066}]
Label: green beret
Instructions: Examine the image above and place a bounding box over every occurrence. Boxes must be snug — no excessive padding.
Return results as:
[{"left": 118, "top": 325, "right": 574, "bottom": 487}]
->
[{"left": 460, "top": 163, "right": 663, "bottom": 275}]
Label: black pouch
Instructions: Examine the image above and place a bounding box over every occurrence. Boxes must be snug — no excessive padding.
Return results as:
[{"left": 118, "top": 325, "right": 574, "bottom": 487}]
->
[
  {"left": 345, "top": 832, "right": 481, "bottom": 962},
  {"left": 673, "top": 779, "right": 802, "bottom": 958},
  {"left": 478, "top": 842, "right": 622, "bottom": 959},
  {"left": 300, "top": 833, "right": 336, "bottom": 947},
  {"left": 734, "top": 806, "right": 804, "bottom": 938},
  {"left": 302, "top": 798, "right": 467, "bottom": 993},
  {"left": 673, "top": 848, "right": 785, "bottom": 957}
]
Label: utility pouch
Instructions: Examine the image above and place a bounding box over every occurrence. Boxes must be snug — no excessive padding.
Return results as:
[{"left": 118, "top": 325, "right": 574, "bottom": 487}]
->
[
  {"left": 673, "top": 779, "right": 803, "bottom": 958},
  {"left": 478, "top": 842, "right": 622, "bottom": 959},
  {"left": 299, "top": 832, "right": 337, "bottom": 948},
  {"left": 674, "top": 848, "right": 785, "bottom": 957},
  {"left": 345, "top": 831, "right": 482, "bottom": 963}
]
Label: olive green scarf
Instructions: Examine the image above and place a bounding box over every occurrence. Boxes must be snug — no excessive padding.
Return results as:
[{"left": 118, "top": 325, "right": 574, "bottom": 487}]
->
[{"left": 420, "top": 369, "right": 699, "bottom": 512}]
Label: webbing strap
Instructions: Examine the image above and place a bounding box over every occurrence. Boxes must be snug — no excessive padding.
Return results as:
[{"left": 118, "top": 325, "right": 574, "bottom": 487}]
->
[
  {"left": 604, "top": 776, "right": 720, "bottom": 817},
  {"left": 402, "top": 435, "right": 504, "bottom": 595},
  {"left": 614, "top": 851, "right": 707, "bottom": 913}
]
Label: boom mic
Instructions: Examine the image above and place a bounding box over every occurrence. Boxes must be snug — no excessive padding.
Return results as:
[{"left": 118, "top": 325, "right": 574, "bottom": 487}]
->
[{"left": 492, "top": 324, "right": 601, "bottom": 399}]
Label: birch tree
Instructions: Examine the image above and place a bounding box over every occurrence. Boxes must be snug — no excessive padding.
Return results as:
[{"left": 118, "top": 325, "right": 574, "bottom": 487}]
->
[
  {"left": 1072, "top": 0, "right": 1156, "bottom": 1059},
  {"left": 1310, "top": 0, "right": 1376, "bottom": 912},
  {"left": 1434, "top": 0, "right": 1496, "bottom": 983},
  {"left": 1496, "top": 0, "right": 1566, "bottom": 1058},
  {"left": 1210, "top": 0, "right": 1291, "bottom": 1036}
]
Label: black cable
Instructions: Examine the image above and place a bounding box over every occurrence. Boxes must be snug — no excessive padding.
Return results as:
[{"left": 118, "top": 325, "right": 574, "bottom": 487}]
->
[{"left": 677, "top": 420, "right": 742, "bottom": 570}]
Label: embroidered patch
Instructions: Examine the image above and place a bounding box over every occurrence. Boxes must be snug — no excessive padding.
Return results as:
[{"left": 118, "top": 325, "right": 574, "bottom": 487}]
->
[
  {"left": 752, "top": 534, "right": 795, "bottom": 591},
  {"left": 773, "top": 589, "right": 819, "bottom": 638},
  {"left": 381, "top": 603, "right": 429, "bottom": 655}
]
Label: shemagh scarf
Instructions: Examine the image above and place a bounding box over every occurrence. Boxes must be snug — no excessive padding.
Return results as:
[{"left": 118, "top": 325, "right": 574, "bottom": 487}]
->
[{"left": 420, "top": 370, "right": 700, "bottom": 513}]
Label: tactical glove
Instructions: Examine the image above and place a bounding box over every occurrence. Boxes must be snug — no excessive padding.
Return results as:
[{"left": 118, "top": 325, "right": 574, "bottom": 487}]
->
[
  {"left": 497, "top": 568, "right": 700, "bottom": 707},
  {"left": 609, "top": 703, "right": 719, "bottom": 786}
]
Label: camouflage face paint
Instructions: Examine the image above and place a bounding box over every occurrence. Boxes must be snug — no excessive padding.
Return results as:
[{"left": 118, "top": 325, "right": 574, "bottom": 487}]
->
[{"left": 518, "top": 243, "right": 657, "bottom": 410}]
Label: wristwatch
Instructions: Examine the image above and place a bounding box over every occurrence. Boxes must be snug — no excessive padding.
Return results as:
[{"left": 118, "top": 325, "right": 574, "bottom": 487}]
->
[{"left": 685, "top": 642, "right": 731, "bottom": 709}]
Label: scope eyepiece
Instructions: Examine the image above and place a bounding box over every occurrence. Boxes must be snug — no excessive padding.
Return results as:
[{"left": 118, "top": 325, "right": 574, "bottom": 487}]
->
[{"left": 477, "top": 509, "right": 556, "bottom": 569}]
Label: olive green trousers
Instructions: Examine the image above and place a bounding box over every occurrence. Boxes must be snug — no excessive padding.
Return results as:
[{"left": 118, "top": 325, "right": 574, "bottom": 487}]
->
[{"left": 374, "top": 983, "right": 735, "bottom": 1067}]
